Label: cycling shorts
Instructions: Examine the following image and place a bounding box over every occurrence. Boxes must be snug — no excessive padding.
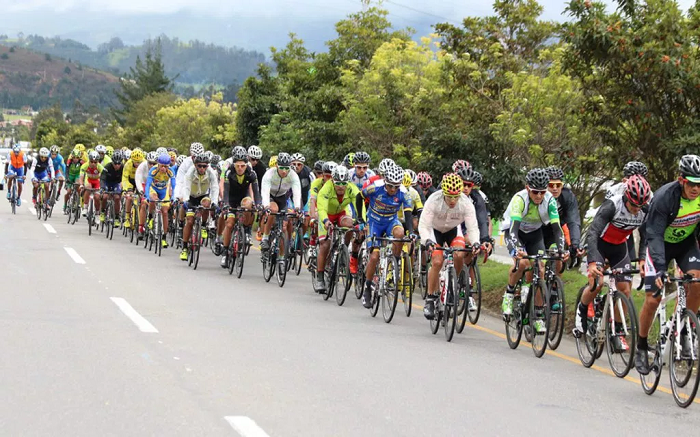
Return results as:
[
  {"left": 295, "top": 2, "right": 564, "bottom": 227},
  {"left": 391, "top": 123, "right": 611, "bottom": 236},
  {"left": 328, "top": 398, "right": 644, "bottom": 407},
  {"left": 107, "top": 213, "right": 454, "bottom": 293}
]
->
[
  {"left": 149, "top": 186, "right": 171, "bottom": 204},
  {"left": 319, "top": 211, "right": 350, "bottom": 239},
  {"left": 542, "top": 224, "right": 566, "bottom": 250},
  {"left": 54, "top": 169, "right": 64, "bottom": 180},
  {"left": 85, "top": 178, "right": 101, "bottom": 190},
  {"left": 596, "top": 239, "right": 632, "bottom": 283},
  {"left": 7, "top": 166, "right": 24, "bottom": 179},
  {"left": 366, "top": 218, "right": 403, "bottom": 248},
  {"left": 505, "top": 228, "right": 545, "bottom": 256},
  {"left": 104, "top": 182, "right": 121, "bottom": 193},
  {"left": 432, "top": 227, "right": 466, "bottom": 249},
  {"left": 271, "top": 194, "right": 292, "bottom": 212},
  {"left": 644, "top": 236, "right": 700, "bottom": 292},
  {"left": 32, "top": 171, "right": 50, "bottom": 183},
  {"left": 187, "top": 194, "right": 209, "bottom": 209}
]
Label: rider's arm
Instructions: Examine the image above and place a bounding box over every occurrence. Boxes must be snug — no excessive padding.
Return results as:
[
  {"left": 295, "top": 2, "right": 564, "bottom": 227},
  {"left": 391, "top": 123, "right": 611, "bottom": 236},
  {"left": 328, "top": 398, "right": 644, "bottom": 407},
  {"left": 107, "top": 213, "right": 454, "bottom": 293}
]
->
[
  {"left": 469, "top": 191, "right": 490, "bottom": 243},
  {"left": 250, "top": 175, "right": 262, "bottom": 206},
  {"left": 100, "top": 165, "right": 109, "bottom": 186},
  {"left": 181, "top": 166, "right": 193, "bottom": 201},
  {"left": 29, "top": 157, "right": 37, "bottom": 174},
  {"left": 561, "top": 189, "right": 582, "bottom": 249},
  {"left": 585, "top": 199, "right": 615, "bottom": 265},
  {"left": 144, "top": 169, "right": 154, "bottom": 197},
  {"left": 290, "top": 171, "right": 302, "bottom": 210},
  {"left": 260, "top": 169, "right": 272, "bottom": 208},
  {"left": 58, "top": 157, "right": 66, "bottom": 175},
  {"left": 354, "top": 192, "right": 365, "bottom": 222},
  {"left": 208, "top": 168, "right": 219, "bottom": 205},
  {"left": 401, "top": 188, "right": 414, "bottom": 233},
  {"left": 417, "top": 195, "right": 437, "bottom": 243},
  {"left": 317, "top": 183, "right": 331, "bottom": 225},
  {"left": 462, "top": 196, "right": 479, "bottom": 245},
  {"left": 644, "top": 182, "right": 677, "bottom": 274}
]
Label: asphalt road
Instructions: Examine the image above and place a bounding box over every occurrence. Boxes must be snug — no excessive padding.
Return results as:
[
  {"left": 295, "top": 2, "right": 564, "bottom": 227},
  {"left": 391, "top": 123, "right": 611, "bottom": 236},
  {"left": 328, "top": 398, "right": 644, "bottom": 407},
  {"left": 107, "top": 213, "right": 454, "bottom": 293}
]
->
[{"left": 1, "top": 199, "right": 699, "bottom": 437}]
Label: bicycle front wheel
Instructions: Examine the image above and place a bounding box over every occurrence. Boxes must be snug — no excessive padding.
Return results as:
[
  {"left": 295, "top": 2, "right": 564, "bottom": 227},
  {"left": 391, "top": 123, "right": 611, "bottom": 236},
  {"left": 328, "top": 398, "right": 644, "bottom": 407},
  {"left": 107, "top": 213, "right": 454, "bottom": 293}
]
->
[
  {"left": 468, "top": 262, "right": 482, "bottom": 325},
  {"left": 235, "top": 226, "right": 247, "bottom": 279},
  {"left": 574, "top": 286, "right": 597, "bottom": 368},
  {"left": 456, "top": 269, "right": 469, "bottom": 334},
  {"left": 444, "top": 267, "right": 458, "bottom": 342},
  {"left": 401, "top": 252, "right": 413, "bottom": 317},
  {"left": 276, "top": 233, "right": 288, "bottom": 287},
  {"left": 381, "top": 255, "right": 399, "bottom": 323},
  {"left": 505, "top": 291, "right": 523, "bottom": 349},
  {"left": 335, "top": 245, "right": 350, "bottom": 306},
  {"left": 354, "top": 247, "right": 365, "bottom": 300},
  {"left": 547, "top": 276, "right": 565, "bottom": 350},
  {"left": 530, "top": 281, "right": 550, "bottom": 358},
  {"left": 604, "top": 292, "right": 637, "bottom": 378},
  {"left": 670, "top": 309, "right": 700, "bottom": 408},
  {"left": 641, "top": 312, "right": 662, "bottom": 395}
]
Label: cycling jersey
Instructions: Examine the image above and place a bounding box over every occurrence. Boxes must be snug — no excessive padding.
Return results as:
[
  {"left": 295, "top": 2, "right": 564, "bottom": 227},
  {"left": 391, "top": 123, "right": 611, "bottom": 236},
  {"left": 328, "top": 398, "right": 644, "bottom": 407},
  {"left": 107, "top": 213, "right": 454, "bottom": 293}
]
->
[
  {"left": 295, "top": 165, "right": 315, "bottom": 207},
  {"left": 664, "top": 195, "right": 700, "bottom": 243},
  {"left": 145, "top": 166, "right": 175, "bottom": 196},
  {"left": 121, "top": 160, "right": 139, "bottom": 190},
  {"left": 65, "top": 157, "right": 84, "bottom": 181},
  {"left": 548, "top": 187, "right": 582, "bottom": 248},
  {"left": 135, "top": 161, "right": 150, "bottom": 194},
  {"left": 8, "top": 151, "right": 26, "bottom": 169},
  {"left": 477, "top": 189, "right": 490, "bottom": 214},
  {"left": 99, "top": 154, "right": 112, "bottom": 166},
  {"left": 182, "top": 165, "right": 219, "bottom": 202},
  {"left": 226, "top": 166, "right": 261, "bottom": 206},
  {"left": 317, "top": 180, "right": 360, "bottom": 224},
  {"left": 79, "top": 162, "right": 104, "bottom": 180},
  {"left": 501, "top": 189, "right": 560, "bottom": 233},
  {"left": 398, "top": 186, "right": 423, "bottom": 222},
  {"left": 309, "top": 177, "right": 326, "bottom": 201},
  {"left": 251, "top": 161, "right": 267, "bottom": 186},
  {"left": 260, "top": 168, "right": 301, "bottom": 209},
  {"left": 419, "top": 191, "right": 479, "bottom": 245},
  {"left": 31, "top": 157, "right": 55, "bottom": 179},
  {"left": 587, "top": 195, "right": 647, "bottom": 265},
  {"left": 100, "top": 162, "right": 123, "bottom": 186},
  {"left": 361, "top": 179, "right": 412, "bottom": 223},
  {"left": 174, "top": 156, "right": 194, "bottom": 199},
  {"left": 51, "top": 154, "right": 66, "bottom": 176},
  {"left": 468, "top": 190, "right": 490, "bottom": 243},
  {"left": 349, "top": 168, "right": 376, "bottom": 189}
]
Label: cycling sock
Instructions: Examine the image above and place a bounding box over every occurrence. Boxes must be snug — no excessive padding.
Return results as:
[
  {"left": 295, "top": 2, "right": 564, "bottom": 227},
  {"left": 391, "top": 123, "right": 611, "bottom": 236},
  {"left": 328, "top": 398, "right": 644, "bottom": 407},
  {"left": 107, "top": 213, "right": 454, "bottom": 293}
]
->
[
  {"left": 638, "top": 336, "right": 648, "bottom": 351},
  {"left": 506, "top": 284, "right": 515, "bottom": 294}
]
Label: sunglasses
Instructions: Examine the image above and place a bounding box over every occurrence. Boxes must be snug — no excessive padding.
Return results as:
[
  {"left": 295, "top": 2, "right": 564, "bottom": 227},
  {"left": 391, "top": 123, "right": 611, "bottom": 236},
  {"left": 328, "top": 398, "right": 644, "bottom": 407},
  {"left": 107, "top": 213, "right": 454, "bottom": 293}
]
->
[
  {"left": 462, "top": 181, "right": 474, "bottom": 188},
  {"left": 249, "top": 158, "right": 258, "bottom": 162},
  {"left": 334, "top": 181, "right": 348, "bottom": 186},
  {"left": 292, "top": 162, "right": 303, "bottom": 167},
  {"left": 682, "top": 178, "right": 700, "bottom": 188},
  {"left": 548, "top": 182, "right": 563, "bottom": 189},
  {"left": 386, "top": 183, "right": 400, "bottom": 190},
  {"left": 278, "top": 166, "right": 290, "bottom": 171},
  {"left": 355, "top": 165, "right": 368, "bottom": 170},
  {"left": 445, "top": 194, "right": 461, "bottom": 200},
  {"left": 196, "top": 164, "right": 208, "bottom": 169},
  {"left": 530, "top": 189, "right": 546, "bottom": 195}
]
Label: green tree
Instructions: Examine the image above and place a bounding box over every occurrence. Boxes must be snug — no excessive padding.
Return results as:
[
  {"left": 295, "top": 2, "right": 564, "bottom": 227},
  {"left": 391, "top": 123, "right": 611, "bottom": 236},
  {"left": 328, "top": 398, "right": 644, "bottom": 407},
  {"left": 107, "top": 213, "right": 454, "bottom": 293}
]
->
[
  {"left": 120, "top": 92, "right": 177, "bottom": 149},
  {"left": 31, "top": 104, "right": 66, "bottom": 140},
  {"left": 235, "top": 64, "right": 281, "bottom": 146}
]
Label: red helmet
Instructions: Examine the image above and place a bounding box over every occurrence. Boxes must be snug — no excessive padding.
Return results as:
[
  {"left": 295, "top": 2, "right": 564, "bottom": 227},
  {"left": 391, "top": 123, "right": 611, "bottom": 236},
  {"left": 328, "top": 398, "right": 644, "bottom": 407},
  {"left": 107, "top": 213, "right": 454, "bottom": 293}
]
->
[
  {"left": 417, "top": 171, "right": 432, "bottom": 188},
  {"left": 624, "top": 175, "right": 651, "bottom": 207},
  {"left": 451, "top": 159, "right": 470, "bottom": 173}
]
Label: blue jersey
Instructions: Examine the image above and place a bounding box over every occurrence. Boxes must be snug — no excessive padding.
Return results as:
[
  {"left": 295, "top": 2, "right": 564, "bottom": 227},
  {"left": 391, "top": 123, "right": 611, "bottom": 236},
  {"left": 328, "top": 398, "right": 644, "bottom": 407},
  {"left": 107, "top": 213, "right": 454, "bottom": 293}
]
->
[
  {"left": 362, "top": 179, "right": 412, "bottom": 223},
  {"left": 51, "top": 154, "right": 66, "bottom": 175},
  {"left": 145, "top": 166, "right": 175, "bottom": 194},
  {"left": 171, "top": 164, "right": 179, "bottom": 178}
]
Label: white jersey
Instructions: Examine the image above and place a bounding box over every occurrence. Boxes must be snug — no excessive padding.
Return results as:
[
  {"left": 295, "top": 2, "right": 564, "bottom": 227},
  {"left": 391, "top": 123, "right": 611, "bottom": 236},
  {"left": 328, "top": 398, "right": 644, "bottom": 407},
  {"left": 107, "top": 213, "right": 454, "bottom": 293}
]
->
[
  {"left": 174, "top": 156, "right": 194, "bottom": 199},
  {"left": 349, "top": 168, "right": 376, "bottom": 189},
  {"left": 606, "top": 181, "right": 654, "bottom": 201},
  {"left": 260, "top": 167, "right": 302, "bottom": 208},
  {"left": 135, "top": 161, "right": 150, "bottom": 193},
  {"left": 182, "top": 165, "right": 219, "bottom": 201},
  {"left": 419, "top": 191, "right": 479, "bottom": 245}
]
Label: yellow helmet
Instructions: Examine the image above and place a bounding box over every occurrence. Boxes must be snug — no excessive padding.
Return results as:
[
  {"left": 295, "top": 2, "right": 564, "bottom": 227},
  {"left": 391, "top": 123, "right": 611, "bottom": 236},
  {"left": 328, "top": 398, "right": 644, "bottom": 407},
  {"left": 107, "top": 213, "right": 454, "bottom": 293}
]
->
[
  {"left": 131, "top": 149, "right": 145, "bottom": 163},
  {"left": 441, "top": 173, "right": 463, "bottom": 196},
  {"left": 269, "top": 155, "right": 278, "bottom": 168},
  {"left": 71, "top": 148, "right": 82, "bottom": 158},
  {"left": 402, "top": 171, "right": 412, "bottom": 187},
  {"left": 168, "top": 150, "right": 177, "bottom": 161},
  {"left": 106, "top": 145, "right": 114, "bottom": 157},
  {"left": 75, "top": 143, "right": 86, "bottom": 152}
]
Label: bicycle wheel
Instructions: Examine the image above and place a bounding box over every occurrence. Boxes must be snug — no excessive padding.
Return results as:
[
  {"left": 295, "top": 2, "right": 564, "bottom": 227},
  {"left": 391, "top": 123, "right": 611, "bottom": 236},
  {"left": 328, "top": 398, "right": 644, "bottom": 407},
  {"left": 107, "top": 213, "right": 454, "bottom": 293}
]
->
[
  {"left": 72, "top": 195, "right": 79, "bottom": 224},
  {"left": 354, "top": 247, "right": 366, "bottom": 300},
  {"left": 604, "top": 292, "right": 637, "bottom": 378},
  {"left": 401, "top": 252, "right": 413, "bottom": 317},
  {"left": 87, "top": 202, "right": 93, "bottom": 236},
  {"left": 444, "top": 267, "right": 458, "bottom": 342},
  {"left": 276, "top": 232, "right": 288, "bottom": 287},
  {"left": 669, "top": 309, "right": 700, "bottom": 408},
  {"left": 293, "top": 231, "right": 303, "bottom": 276},
  {"left": 505, "top": 291, "right": 523, "bottom": 349},
  {"left": 192, "top": 221, "right": 201, "bottom": 269},
  {"left": 234, "top": 226, "right": 246, "bottom": 279},
  {"left": 156, "top": 218, "right": 163, "bottom": 257},
  {"left": 381, "top": 255, "right": 399, "bottom": 323},
  {"left": 36, "top": 194, "right": 42, "bottom": 220},
  {"left": 456, "top": 269, "right": 469, "bottom": 334},
  {"left": 105, "top": 202, "right": 112, "bottom": 240},
  {"left": 370, "top": 278, "right": 380, "bottom": 318},
  {"left": 574, "top": 286, "right": 597, "bottom": 368},
  {"left": 418, "top": 257, "right": 429, "bottom": 300},
  {"left": 335, "top": 245, "right": 350, "bottom": 306},
  {"left": 547, "top": 276, "right": 565, "bottom": 350},
  {"left": 530, "top": 281, "right": 549, "bottom": 358},
  {"left": 468, "top": 262, "right": 482, "bottom": 325},
  {"left": 262, "top": 235, "right": 276, "bottom": 282},
  {"left": 641, "top": 311, "right": 663, "bottom": 395},
  {"left": 169, "top": 212, "right": 178, "bottom": 247}
]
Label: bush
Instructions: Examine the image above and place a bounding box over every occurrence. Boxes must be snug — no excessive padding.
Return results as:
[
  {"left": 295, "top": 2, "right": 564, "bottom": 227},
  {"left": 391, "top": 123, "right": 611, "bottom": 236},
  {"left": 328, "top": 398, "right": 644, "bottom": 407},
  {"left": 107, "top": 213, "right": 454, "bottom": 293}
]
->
[{"left": 1, "top": 53, "right": 8, "bottom": 60}]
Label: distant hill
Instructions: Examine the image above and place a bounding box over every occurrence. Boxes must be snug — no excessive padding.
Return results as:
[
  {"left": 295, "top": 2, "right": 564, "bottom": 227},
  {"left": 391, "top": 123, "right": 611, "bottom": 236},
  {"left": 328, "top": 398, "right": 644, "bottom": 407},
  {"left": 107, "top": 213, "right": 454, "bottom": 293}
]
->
[
  {"left": 0, "top": 45, "right": 119, "bottom": 110},
  {"left": 0, "top": 34, "right": 266, "bottom": 88}
]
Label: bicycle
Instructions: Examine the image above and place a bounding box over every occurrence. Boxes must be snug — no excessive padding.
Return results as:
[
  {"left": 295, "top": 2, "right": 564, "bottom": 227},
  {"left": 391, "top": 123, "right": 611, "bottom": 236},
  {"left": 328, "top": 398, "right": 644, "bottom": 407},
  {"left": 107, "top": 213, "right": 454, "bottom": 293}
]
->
[
  {"left": 366, "top": 236, "right": 413, "bottom": 323},
  {"left": 167, "top": 199, "right": 180, "bottom": 248},
  {"left": 6, "top": 175, "right": 21, "bottom": 215},
  {"left": 127, "top": 192, "right": 141, "bottom": 244},
  {"left": 223, "top": 207, "right": 251, "bottom": 278},
  {"left": 101, "top": 189, "right": 120, "bottom": 241},
  {"left": 261, "top": 211, "right": 296, "bottom": 287},
  {"left": 640, "top": 274, "right": 700, "bottom": 408},
  {"left": 144, "top": 200, "right": 169, "bottom": 257},
  {"left": 504, "top": 250, "right": 561, "bottom": 358},
  {"left": 35, "top": 181, "right": 50, "bottom": 221},
  {"left": 545, "top": 255, "right": 566, "bottom": 350},
  {"left": 47, "top": 179, "right": 58, "bottom": 218},
  {"left": 457, "top": 247, "right": 485, "bottom": 333},
  {"left": 428, "top": 245, "right": 473, "bottom": 342},
  {"left": 66, "top": 183, "right": 80, "bottom": 224},
  {"left": 83, "top": 187, "right": 100, "bottom": 236},
  {"left": 289, "top": 214, "right": 306, "bottom": 276},
  {"left": 185, "top": 205, "right": 214, "bottom": 270},
  {"left": 573, "top": 264, "right": 639, "bottom": 378},
  {"left": 323, "top": 225, "right": 357, "bottom": 306}
]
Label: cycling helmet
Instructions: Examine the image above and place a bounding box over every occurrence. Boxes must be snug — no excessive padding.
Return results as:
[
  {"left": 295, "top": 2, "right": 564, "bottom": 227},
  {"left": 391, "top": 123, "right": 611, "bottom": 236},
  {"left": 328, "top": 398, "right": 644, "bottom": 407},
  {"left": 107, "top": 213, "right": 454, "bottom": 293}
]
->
[
  {"left": 269, "top": 155, "right": 278, "bottom": 167},
  {"left": 526, "top": 168, "right": 550, "bottom": 190},
  {"left": 124, "top": 150, "right": 132, "bottom": 160},
  {"left": 95, "top": 144, "right": 107, "bottom": 154},
  {"left": 204, "top": 151, "right": 214, "bottom": 162},
  {"left": 106, "top": 145, "right": 114, "bottom": 157},
  {"left": 111, "top": 150, "right": 124, "bottom": 164},
  {"left": 176, "top": 155, "right": 186, "bottom": 166},
  {"left": 441, "top": 173, "right": 463, "bottom": 196},
  {"left": 473, "top": 171, "right": 483, "bottom": 187},
  {"left": 457, "top": 165, "right": 476, "bottom": 183},
  {"left": 232, "top": 147, "right": 248, "bottom": 162},
  {"left": 50, "top": 145, "right": 60, "bottom": 154},
  {"left": 88, "top": 151, "right": 99, "bottom": 162},
  {"left": 168, "top": 151, "right": 177, "bottom": 162},
  {"left": 679, "top": 154, "right": 700, "bottom": 180},
  {"left": 87, "top": 148, "right": 95, "bottom": 155},
  {"left": 39, "top": 147, "right": 50, "bottom": 158},
  {"left": 277, "top": 152, "right": 292, "bottom": 167},
  {"left": 12, "top": 144, "right": 21, "bottom": 153},
  {"left": 623, "top": 161, "right": 648, "bottom": 178},
  {"left": 342, "top": 152, "right": 355, "bottom": 168},
  {"left": 417, "top": 171, "right": 432, "bottom": 188},
  {"left": 291, "top": 152, "right": 305, "bottom": 163},
  {"left": 332, "top": 165, "right": 350, "bottom": 183},
  {"left": 452, "top": 159, "right": 470, "bottom": 173},
  {"left": 546, "top": 166, "right": 565, "bottom": 181},
  {"left": 190, "top": 142, "right": 205, "bottom": 155},
  {"left": 211, "top": 155, "right": 221, "bottom": 166},
  {"left": 322, "top": 161, "right": 337, "bottom": 174},
  {"left": 157, "top": 153, "right": 170, "bottom": 165},
  {"left": 131, "top": 149, "right": 144, "bottom": 163},
  {"left": 624, "top": 175, "right": 652, "bottom": 207},
  {"left": 406, "top": 169, "right": 418, "bottom": 186},
  {"left": 146, "top": 151, "right": 158, "bottom": 164},
  {"left": 378, "top": 158, "right": 395, "bottom": 176},
  {"left": 314, "top": 160, "right": 325, "bottom": 172},
  {"left": 248, "top": 145, "right": 263, "bottom": 160},
  {"left": 71, "top": 148, "right": 81, "bottom": 158},
  {"left": 194, "top": 153, "right": 209, "bottom": 164},
  {"left": 385, "top": 165, "right": 405, "bottom": 185},
  {"left": 75, "top": 144, "right": 86, "bottom": 152},
  {"left": 156, "top": 147, "right": 168, "bottom": 155},
  {"left": 354, "top": 151, "right": 370, "bottom": 165}
]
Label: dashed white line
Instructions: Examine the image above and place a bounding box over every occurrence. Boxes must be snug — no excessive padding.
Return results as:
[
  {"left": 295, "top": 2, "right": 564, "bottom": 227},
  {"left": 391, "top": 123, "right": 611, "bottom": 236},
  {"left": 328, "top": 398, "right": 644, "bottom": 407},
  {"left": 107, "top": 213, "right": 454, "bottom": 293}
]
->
[
  {"left": 225, "top": 416, "right": 270, "bottom": 437},
  {"left": 28, "top": 207, "right": 37, "bottom": 215},
  {"left": 43, "top": 223, "right": 56, "bottom": 234},
  {"left": 110, "top": 297, "right": 159, "bottom": 333},
  {"left": 64, "top": 247, "right": 86, "bottom": 264}
]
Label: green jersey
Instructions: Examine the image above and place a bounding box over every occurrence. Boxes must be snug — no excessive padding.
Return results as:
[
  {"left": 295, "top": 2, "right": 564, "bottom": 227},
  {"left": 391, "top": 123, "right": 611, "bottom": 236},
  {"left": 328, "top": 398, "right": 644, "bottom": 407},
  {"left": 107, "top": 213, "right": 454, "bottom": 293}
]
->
[
  {"left": 316, "top": 180, "right": 360, "bottom": 223},
  {"left": 664, "top": 195, "right": 700, "bottom": 243}
]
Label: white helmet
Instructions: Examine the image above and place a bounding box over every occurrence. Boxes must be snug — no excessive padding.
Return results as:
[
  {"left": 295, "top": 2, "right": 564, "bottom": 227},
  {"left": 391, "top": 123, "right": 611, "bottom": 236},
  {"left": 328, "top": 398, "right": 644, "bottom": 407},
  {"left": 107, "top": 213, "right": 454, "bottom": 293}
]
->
[
  {"left": 124, "top": 150, "right": 132, "bottom": 160},
  {"left": 384, "top": 165, "right": 404, "bottom": 185},
  {"left": 190, "top": 142, "right": 204, "bottom": 155},
  {"left": 291, "top": 152, "right": 305, "bottom": 163},
  {"left": 247, "top": 145, "right": 263, "bottom": 160},
  {"left": 156, "top": 147, "right": 168, "bottom": 155},
  {"left": 332, "top": 165, "right": 350, "bottom": 183},
  {"left": 95, "top": 144, "right": 107, "bottom": 154},
  {"left": 378, "top": 158, "right": 395, "bottom": 176},
  {"left": 146, "top": 151, "right": 158, "bottom": 163},
  {"left": 39, "top": 147, "right": 50, "bottom": 158}
]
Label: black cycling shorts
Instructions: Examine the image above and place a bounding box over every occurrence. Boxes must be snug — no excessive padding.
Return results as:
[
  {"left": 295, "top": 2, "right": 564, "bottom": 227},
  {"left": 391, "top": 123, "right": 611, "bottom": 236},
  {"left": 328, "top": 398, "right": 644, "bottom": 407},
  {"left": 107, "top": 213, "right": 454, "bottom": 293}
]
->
[
  {"left": 505, "top": 228, "right": 545, "bottom": 256},
  {"left": 644, "top": 236, "right": 700, "bottom": 292},
  {"left": 187, "top": 194, "right": 207, "bottom": 209},
  {"left": 597, "top": 239, "right": 632, "bottom": 283}
]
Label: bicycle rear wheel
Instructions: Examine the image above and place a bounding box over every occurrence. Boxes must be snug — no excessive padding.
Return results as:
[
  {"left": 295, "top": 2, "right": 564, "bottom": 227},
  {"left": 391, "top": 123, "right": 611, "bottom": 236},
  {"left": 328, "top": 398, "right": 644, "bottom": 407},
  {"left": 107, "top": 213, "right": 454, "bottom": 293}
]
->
[
  {"left": 354, "top": 247, "right": 366, "bottom": 300},
  {"left": 262, "top": 235, "right": 276, "bottom": 282},
  {"left": 335, "top": 245, "right": 350, "bottom": 306},
  {"left": 87, "top": 202, "right": 93, "bottom": 236},
  {"left": 401, "top": 253, "right": 413, "bottom": 317},
  {"left": 574, "top": 286, "right": 598, "bottom": 368},
  {"left": 605, "top": 292, "right": 637, "bottom": 378},
  {"left": 381, "top": 255, "right": 399, "bottom": 323},
  {"left": 530, "top": 281, "right": 549, "bottom": 358},
  {"left": 669, "top": 309, "right": 700, "bottom": 408},
  {"left": 505, "top": 291, "right": 523, "bottom": 349},
  {"left": 456, "top": 269, "right": 469, "bottom": 334},
  {"left": 444, "top": 268, "right": 458, "bottom": 342},
  {"left": 370, "top": 278, "right": 380, "bottom": 318},
  {"left": 418, "top": 257, "right": 429, "bottom": 300},
  {"left": 468, "top": 263, "right": 482, "bottom": 325},
  {"left": 641, "top": 312, "right": 662, "bottom": 395},
  {"left": 192, "top": 222, "right": 201, "bottom": 270},
  {"left": 235, "top": 226, "right": 246, "bottom": 278},
  {"left": 276, "top": 233, "right": 288, "bottom": 287},
  {"left": 547, "top": 277, "right": 565, "bottom": 350},
  {"left": 294, "top": 231, "right": 303, "bottom": 276}
]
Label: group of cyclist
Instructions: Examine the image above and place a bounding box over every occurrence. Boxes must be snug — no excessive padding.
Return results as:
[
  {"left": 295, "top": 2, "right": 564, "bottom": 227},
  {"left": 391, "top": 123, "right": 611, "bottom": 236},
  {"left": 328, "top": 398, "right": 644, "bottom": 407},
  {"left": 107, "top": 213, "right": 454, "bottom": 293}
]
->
[{"left": 5, "top": 139, "right": 700, "bottom": 381}]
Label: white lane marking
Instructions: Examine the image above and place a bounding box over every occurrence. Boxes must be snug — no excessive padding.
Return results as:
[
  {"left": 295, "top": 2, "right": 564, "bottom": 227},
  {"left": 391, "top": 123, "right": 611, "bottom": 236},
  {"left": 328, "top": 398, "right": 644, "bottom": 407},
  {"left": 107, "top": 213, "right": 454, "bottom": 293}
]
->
[
  {"left": 28, "top": 207, "right": 37, "bottom": 215},
  {"left": 110, "top": 297, "right": 159, "bottom": 333},
  {"left": 43, "top": 223, "right": 56, "bottom": 234},
  {"left": 225, "top": 416, "right": 270, "bottom": 437},
  {"left": 64, "top": 247, "right": 86, "bottom": 264}
]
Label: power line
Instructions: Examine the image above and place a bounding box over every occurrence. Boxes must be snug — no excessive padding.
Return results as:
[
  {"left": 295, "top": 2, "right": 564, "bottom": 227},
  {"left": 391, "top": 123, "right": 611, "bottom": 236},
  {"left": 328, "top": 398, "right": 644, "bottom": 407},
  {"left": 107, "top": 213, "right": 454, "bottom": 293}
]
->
[{"left": 383, "top": 0, "right": 462, "bottom": 25}]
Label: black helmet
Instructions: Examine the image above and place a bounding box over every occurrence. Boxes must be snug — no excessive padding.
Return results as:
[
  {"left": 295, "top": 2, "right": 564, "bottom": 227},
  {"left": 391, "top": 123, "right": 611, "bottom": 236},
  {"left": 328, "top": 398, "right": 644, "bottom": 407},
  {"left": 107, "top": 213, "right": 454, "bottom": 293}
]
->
[
  {"left": 313, "top": 160, "right": 325, "bottom": 172},
  {"left": 473, "top": 171, "right": 483, "bottom": 186},
  {"left": 526, "top": 168, "right": 549, "bottom": 190},
  {"left": 194, "top": 153, "right": 209, "bottom": 164},
  {"left": 322, "top": 161, "right": 337, "bottom": 174},
  {"left": 457, "top": 165, "right": 476, "bottom": 183},
  {"left": 354, "top": 151, "right": 370, "bottom": 164},
  {"left": 277, "top": 152, "right": 292, "bottom": 167},
  {"left": 546, "top": 166, "right": 564, "bottom": 181},
  {"left": 679, "top": 155, "right": 700, "bottom": 180},
  {"left": 111, "top": 150, "right": 124, "bottom": 164},
  {"left": 623, "top": 161, "right": 648, "bottom": 178},
  {"left": 232, "top": 147, "right": 248, "bottom": 163}
]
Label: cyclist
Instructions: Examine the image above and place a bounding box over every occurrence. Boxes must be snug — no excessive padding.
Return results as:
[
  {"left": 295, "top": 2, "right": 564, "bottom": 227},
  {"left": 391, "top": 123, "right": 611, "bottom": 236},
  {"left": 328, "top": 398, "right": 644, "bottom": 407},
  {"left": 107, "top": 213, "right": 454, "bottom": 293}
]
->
[
  {"left": 78, "top": 151, "right": 104, "bottom": 217},
  {"left": 218, "top": 147, "right": 261, "bottom": 267},
  {"left": 5, "top": 144, "right": 27, "bottom": 206},
  {"left": 99, "top": 150, "right": 124, "bottom": 226},
  {"left": 95, "top": 144, "right": 112, "bottom": 166},
  {"left": 121, "top": 149, "right": 144, "bottom": 229},
  {"left": 399, "top": 169, "right": 423, "bottom": 233},
  {"left": 417, "top": 172, "right": 437, "bottom": 201},
  {"left": 142, "top": 153, "right": 175, "bottom": 248},
  {"left": 606, "top": 161, "right": 649, "bottom": 199},
  {"left": 349, "top": 152, "right": 375, "bottom": 190},
  {"left": 545, "top": 166, "right": 584, "bottom": 265},
  {"left": 357, "top": 165, "right": 413, "bottom": 308},
  {"left": 247, "top": 145, "right": 267, "bottom": 183},
  {"left": 312, "top": 160, "right": 324, "bottom": 179},
  {"left": 635, "top": 155, "right": 700, "bottom": 375},
  {"left": 49, "top": 145, "right": 66, "bottom": 198},
  {"left": 500, "top": 168, "right": 568, "bottom": 332},
  {"left": 63, "top": 148, "right": 85, "bottom": 214},
  {"left": 175, "top": 142, "right": 205, "bottom": 234},
  {"left": 260, "top": 152, "right": 302, "bottom": 252},
  {"left": 574, "top": 175, "right": 651, "bottom": 351},
  {"left": 419, "top": 173, "right": 479, "bottom": 319},
  {"left": 179, "top": 153, "right": 220, "bottom": 261},
  {"left": 472, "top": 171, "right": 492, "bottom": 237},
  {"left": 30, "top": 147, "right": 55, "bottom": 207},
  {"left": 456, "top": 166, "right": 492, "bottom": 252},
  {"left": 314, "top": 165, "right": 359, "bottom": 293},
  {"left": 308, "top": 161, "right": 336, "bottom": 248}
]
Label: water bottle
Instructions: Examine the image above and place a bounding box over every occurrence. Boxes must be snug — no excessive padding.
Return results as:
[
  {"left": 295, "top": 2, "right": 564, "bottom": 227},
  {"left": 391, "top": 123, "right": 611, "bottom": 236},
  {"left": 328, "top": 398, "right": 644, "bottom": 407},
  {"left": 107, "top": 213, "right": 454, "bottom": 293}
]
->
[{"left": 521, "top": 286, "right": 529, "bottom": 306}]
